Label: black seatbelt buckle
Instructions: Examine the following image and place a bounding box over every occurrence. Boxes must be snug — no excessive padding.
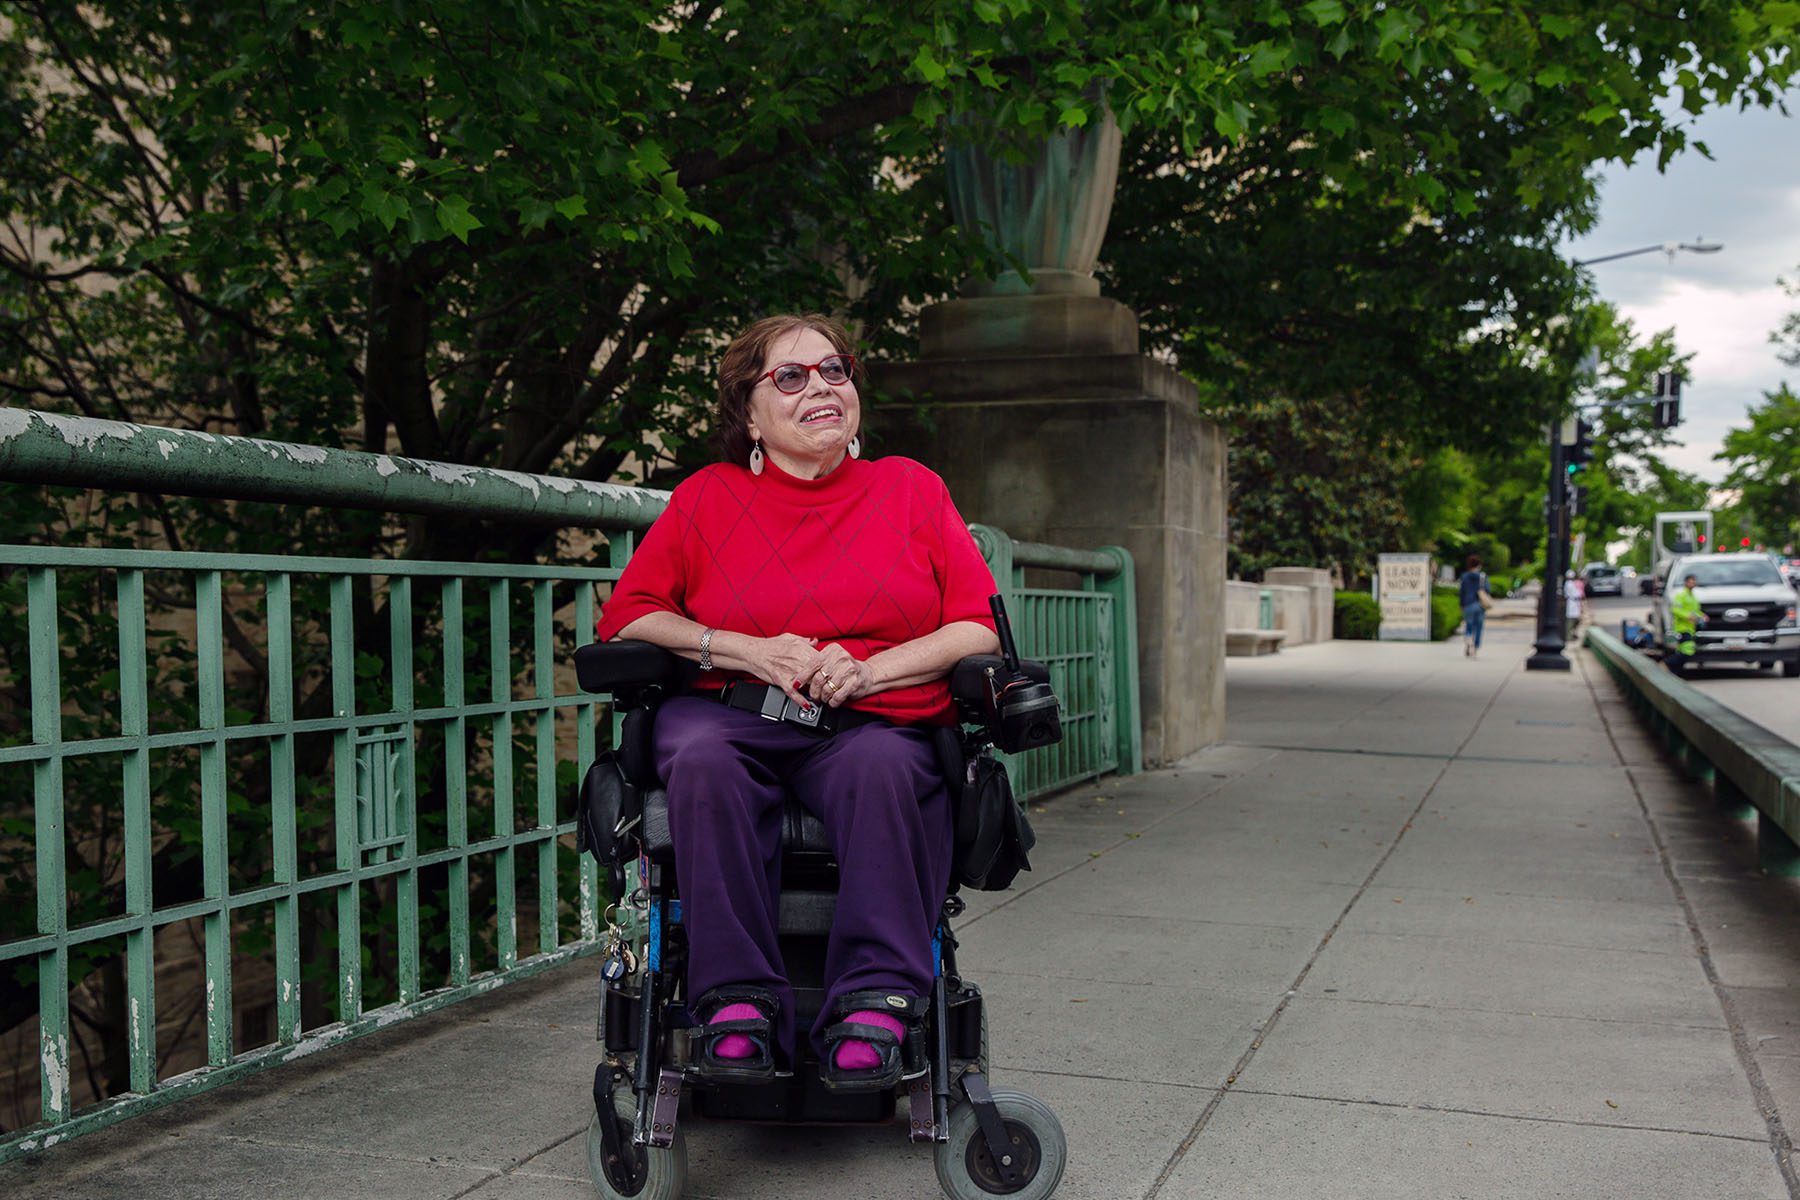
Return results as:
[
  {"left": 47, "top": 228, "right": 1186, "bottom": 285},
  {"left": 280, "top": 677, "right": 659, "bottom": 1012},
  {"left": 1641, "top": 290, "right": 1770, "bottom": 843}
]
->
[
  {"left": 785, "top": 696, "right": 824, "bottom": 728},
  {"left": 753, "top": 687, "right": 823, "bottom": 728}
]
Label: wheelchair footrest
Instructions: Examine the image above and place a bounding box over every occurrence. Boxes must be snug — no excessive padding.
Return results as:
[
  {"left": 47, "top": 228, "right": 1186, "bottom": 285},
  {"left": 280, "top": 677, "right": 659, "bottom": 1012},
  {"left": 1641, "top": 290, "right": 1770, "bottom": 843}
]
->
[
  {"left": 648, "top": 1068, "right": 682, "bottom": 1148},
  {"left": 907, "top": 1074, "right": 937, "bottom": 1142}
]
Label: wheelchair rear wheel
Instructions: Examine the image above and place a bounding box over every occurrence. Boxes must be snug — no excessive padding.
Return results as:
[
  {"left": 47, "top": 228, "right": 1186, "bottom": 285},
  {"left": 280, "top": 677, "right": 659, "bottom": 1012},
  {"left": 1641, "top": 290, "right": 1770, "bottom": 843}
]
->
[
  {"left": 587, "top": 1086, "right": 688, "bottom": 1200},
  {"left": 935, "top": 1087, "right": 1066, "bottom": 1200}
]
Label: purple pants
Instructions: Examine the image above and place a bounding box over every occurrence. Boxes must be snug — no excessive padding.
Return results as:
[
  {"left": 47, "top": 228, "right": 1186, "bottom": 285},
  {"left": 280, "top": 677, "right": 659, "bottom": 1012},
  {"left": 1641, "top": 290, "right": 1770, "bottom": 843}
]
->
[{"left": 652, "top": 696, "right": 953, "bottom": 1061}]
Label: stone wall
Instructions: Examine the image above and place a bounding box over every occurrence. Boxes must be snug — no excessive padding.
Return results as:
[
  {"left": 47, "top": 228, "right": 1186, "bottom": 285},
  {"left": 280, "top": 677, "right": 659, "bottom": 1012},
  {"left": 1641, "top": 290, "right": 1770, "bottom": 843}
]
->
[
  {"left": 1224, "top": 580, "right": 1321, "bottom": 645},
  {"left": 875, "top": 354, "right": 1226, "bottom": 767},
  {"left": 1264, "top": 567, "right": 1334, "bottom": 645}
]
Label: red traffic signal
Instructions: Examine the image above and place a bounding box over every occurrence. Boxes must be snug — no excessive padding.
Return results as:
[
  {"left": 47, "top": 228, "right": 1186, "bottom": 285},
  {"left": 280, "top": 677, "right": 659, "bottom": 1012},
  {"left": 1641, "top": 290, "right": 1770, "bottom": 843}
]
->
[{"left": 1742, "top": 537, "right": 1752, "bottom": 547}]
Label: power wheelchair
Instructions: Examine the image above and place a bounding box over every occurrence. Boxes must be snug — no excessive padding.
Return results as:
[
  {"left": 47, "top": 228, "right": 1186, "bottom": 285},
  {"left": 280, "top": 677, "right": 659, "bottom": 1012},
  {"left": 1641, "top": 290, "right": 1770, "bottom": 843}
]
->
[{"left": 571, "top": 617, "right": 1068, "bottom": 1200}]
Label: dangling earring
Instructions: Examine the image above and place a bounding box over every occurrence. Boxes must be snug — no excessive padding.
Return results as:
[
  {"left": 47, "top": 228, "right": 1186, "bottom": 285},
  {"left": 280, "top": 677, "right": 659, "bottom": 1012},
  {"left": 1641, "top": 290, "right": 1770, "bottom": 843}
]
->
[
  {"left": 847, "top": 435, "right": 861, "bottom": 460},
  {"left": 749, "top": 440, "right": 765, "bottom": 476}
]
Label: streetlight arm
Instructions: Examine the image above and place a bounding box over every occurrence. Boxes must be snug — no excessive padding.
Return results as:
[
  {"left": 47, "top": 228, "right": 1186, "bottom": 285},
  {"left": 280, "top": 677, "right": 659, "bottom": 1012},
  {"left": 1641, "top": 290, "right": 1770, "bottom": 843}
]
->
[
  {"left": 1574, "top": 238, "right": 1724, "bottom": 267},
  {"left": 1574, "top": 244, "right": 1668, "bottom": 266}
]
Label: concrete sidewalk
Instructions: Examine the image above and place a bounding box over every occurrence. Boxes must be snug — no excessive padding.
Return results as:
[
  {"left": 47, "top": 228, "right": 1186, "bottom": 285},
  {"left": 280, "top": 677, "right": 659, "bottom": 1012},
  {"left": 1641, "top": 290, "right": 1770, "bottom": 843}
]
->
[{"left": 7, "top": 620, "right": 1800, "bottom": 1199}]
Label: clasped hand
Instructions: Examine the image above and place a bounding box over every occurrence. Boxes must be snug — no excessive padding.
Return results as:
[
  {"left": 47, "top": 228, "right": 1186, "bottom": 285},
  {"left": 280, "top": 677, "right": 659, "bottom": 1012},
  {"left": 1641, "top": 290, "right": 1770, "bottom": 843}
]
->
[{"left": 749, "top": 633, "right": 874, "bottom": 709}]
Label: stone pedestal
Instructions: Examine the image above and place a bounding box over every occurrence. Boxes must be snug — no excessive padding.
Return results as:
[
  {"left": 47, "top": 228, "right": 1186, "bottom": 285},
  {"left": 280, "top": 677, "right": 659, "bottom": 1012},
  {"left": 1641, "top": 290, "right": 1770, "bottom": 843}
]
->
[
  {"left": 1264, "top": 567, "right": 1335, "bottom": 644},
  {"left": 874, "top": 349, "right": 1226, "bottom": 766}
]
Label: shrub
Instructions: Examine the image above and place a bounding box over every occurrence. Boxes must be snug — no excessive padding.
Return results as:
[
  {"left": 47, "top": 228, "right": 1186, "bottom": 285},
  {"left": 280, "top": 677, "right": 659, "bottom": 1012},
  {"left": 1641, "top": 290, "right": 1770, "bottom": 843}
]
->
[
  {"left": 1334, "top": 590, "right": 1380, "bottom": 639},
  {"left": 1430, "top": 586, "right": 1463, "bottom": 640},
  {"left": 1486, "top": 573, "right": 1512, "bottom": 598}
]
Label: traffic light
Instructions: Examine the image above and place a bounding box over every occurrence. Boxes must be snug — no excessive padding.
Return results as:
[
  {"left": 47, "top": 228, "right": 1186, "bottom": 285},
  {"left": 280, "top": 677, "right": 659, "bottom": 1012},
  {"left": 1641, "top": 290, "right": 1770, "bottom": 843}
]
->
[
  {"left": 1569, "top": 485, "right": 1590, "bottom": 517},
  {"left": 1653, "top": 371, "right": 1683, "bottom": 429},
  {"left": 1564, "top": 417, "right": 1595, "bottom": 470}
]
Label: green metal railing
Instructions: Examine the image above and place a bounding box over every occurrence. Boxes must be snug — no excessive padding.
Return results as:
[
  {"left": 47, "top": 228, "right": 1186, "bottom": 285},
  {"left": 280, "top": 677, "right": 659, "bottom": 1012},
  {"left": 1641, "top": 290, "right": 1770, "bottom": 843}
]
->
[
  {"left": 0, "top": 407, "right": 1138, "bottom": 1157},
  {"left": 973, "top": 525, "right": 1141, "bottom": 796},
  {"left": 1, "top": 546, "right": 631, "bottom": 1156}
]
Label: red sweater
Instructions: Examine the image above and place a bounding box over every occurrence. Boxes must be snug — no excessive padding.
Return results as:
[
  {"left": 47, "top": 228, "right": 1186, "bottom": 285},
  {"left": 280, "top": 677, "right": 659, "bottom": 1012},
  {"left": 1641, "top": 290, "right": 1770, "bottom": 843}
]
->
[{"left": 595, "top": 455, "right": 998, "bottom": 725}]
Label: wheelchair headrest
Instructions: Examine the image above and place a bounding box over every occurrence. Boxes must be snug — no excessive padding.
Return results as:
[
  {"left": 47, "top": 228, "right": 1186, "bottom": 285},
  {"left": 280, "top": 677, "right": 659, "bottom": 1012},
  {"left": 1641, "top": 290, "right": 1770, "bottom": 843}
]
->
[{"left": 575, "top": 639, "right": 700, "bottom": 698}]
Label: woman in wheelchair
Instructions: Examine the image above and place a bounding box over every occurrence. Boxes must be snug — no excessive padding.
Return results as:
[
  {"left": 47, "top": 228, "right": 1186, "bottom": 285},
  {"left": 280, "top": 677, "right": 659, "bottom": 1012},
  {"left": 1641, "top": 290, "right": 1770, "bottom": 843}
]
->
[{"left": 594, "top": 313, "right": 1001, "bottom": 1092}]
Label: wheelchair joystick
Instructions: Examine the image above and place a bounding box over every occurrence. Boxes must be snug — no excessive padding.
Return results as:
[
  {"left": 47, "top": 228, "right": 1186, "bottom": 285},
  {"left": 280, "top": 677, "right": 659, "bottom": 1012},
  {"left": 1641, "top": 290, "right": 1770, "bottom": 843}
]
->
[{"left": 985, "top": 594, "right": 1062, "bottom": 754}]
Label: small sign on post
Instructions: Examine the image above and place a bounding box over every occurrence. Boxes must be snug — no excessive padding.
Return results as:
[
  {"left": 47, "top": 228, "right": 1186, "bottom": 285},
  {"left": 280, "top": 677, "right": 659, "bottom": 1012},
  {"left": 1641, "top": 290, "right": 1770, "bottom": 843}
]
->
[{"left": 1377, "top": 553, "right": 1433, "bottom": 641}]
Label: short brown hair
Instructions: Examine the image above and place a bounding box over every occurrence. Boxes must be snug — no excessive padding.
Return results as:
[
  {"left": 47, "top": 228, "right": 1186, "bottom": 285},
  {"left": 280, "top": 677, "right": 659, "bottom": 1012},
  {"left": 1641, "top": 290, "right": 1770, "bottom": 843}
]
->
[{"left": 715, "top": 314, "right": 861, "bottom": 467}]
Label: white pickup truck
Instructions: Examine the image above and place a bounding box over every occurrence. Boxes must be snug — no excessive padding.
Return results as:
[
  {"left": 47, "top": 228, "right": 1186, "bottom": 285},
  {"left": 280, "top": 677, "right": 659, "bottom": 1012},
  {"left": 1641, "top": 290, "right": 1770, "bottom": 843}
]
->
[{"left": 1652, "top": 552, "right": 1800, "bottom": 676}]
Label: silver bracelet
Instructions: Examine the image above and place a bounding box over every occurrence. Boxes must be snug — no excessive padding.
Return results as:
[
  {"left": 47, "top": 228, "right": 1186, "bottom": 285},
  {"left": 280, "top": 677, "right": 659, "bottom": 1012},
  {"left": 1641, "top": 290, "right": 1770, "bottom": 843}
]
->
[{"left": 698, "top": 627, "right": 715, "bottom": 671}]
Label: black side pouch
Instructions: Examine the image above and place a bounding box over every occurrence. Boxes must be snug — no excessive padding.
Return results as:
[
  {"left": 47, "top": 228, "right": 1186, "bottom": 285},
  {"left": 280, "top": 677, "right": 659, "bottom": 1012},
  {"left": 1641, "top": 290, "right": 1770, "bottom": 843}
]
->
[
  {"left": 957, "top": 748, "right": 1036, "bottom": 892},
  {"left": 574, "top": 750, "right": 641, "bottom": 866}
]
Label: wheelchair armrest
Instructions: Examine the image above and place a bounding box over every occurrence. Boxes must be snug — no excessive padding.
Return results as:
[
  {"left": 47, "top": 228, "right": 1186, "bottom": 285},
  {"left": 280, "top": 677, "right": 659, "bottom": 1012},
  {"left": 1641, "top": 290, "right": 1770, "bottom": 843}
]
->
[
  {"left": 950, "top": 655, "right": 1050, "bottom": 709},
  {"left": 574, "top": 639, "right": 700, "bottom": 700}
]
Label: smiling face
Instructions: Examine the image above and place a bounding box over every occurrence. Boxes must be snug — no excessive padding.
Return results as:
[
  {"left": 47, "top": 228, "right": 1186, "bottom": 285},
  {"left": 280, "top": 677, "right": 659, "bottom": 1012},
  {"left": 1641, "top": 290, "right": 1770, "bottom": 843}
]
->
[{"left": 745, "top": 326, "right": 861, "bottom": 479}]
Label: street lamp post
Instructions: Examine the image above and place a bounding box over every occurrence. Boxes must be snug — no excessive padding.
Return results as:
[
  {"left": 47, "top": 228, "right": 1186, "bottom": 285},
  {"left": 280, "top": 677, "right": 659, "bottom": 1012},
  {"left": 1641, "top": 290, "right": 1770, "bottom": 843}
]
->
[
  {"left": 1571, "top": 239, "right": 1723, "bottom": 268},
  {"left": 1524, "top": 238, "right": 1722, "bottom": 672}
]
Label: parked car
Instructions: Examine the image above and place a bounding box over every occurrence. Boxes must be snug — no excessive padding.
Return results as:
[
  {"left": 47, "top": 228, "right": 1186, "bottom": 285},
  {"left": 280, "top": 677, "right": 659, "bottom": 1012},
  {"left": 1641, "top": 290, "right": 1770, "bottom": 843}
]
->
[
  {"left": 1581, "top": 563, "right": 1623, "bottom": 597},
  {"left": 1652, "top": 552, "right": 1800, "bottom": 676}
]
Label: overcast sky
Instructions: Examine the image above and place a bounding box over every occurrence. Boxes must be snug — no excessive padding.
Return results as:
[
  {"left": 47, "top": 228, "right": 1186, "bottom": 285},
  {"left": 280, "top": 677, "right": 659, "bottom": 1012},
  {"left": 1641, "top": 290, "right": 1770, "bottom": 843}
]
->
[{"left": 1562, "top": 99, "right": 1800, "bottom": 483}]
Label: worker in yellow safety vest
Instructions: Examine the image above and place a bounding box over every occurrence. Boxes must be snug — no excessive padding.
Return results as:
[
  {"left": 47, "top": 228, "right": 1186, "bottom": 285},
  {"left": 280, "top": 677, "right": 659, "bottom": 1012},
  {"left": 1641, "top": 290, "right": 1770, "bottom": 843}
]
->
[{"left": 1667, "top": 572, "right": 1705, "bottom": 674}]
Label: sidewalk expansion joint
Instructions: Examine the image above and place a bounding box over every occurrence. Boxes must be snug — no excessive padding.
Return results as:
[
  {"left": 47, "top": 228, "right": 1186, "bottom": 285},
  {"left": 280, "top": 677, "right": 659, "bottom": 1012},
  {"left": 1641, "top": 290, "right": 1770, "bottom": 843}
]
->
[
  {"left": 1142, "top": 657, "right": 1524, "bottom": 1199},
  {"left": 1227, "top": 1086, "right": 1773, "bottom": 1144},
  {"left": 441, "top": 1125, "right": 587, "bottom": 1200},
  {"left": 1320, "top": 993, "right": 1730, "bottom": 1033},
  {"left": 1234, "top": 740, "right": 1616, "bottom": 769},
  {"left": 1583, "top": 650, "right": 1800, "bottom": 1197}
]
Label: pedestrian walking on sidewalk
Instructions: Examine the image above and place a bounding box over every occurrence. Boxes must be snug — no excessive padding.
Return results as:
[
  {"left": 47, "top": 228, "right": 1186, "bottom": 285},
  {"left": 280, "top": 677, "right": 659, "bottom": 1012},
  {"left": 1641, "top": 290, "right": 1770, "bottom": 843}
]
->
[
  {"left": 1563, "top": 569, "right": 1585, "bottom": 638},
  {"left": 1458, "top": 553, "right": 1491, "bottom": 657}
]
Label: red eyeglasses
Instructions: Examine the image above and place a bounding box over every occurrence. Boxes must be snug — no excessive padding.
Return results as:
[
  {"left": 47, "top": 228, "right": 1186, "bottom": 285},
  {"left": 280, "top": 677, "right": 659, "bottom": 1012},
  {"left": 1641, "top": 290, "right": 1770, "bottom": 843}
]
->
[{"left": 758, "top": 354, "right": 856, "bottom": 394}]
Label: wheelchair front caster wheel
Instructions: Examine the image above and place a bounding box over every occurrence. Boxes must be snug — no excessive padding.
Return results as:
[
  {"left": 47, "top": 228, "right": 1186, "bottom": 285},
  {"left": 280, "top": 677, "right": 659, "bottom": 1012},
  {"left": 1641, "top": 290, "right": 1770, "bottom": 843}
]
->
[
  {"left": 935, "top": 1087, "right": 1066, "bottom": 1199},
  {"left": 586, "top": 1088, "right": 687, "bottom": 1200}
]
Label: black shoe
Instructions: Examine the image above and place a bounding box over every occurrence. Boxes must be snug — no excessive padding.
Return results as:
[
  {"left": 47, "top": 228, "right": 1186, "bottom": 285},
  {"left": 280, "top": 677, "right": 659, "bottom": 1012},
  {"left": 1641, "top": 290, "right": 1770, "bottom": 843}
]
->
[
  {"left": 691, "top": 985, "right": 779, "bottom": 1083},
  {"left": 817, "top": 990, "right": 927, "bottom": 1093}
]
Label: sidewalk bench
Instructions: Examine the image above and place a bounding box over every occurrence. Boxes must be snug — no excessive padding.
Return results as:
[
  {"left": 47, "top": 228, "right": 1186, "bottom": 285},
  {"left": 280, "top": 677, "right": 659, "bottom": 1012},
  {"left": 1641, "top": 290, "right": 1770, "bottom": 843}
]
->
[{"left": 1226, "top": 628, "right": 1287, "bottom": 656}]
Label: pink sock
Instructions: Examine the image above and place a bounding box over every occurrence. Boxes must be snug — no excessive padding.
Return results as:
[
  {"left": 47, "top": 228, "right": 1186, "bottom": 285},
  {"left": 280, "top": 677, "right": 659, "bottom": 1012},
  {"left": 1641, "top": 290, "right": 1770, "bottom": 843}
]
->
[
  {"left": 709, "top": 1002, "right": 761, "bottom": 1059},
  {"left": 834, "top": 1010, "right": 905, "bottom": 1071}
]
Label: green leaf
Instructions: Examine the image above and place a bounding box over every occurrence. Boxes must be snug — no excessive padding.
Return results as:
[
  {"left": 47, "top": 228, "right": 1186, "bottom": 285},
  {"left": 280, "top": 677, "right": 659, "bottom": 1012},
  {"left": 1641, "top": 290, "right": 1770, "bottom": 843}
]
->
[
  {"left": 1539, "top": 14, "right": 1578, "bottom": 38},
  {"left": 1248, "top": 43, "right": 1289, "bottom": 78},
  {"left": 1315, "top": 107, "right": 1354, "bottom": 137},
  {"left": 319, "top": 206, "right": 358, "bottom": 237},
  {"left": 553, "top": 194, "right": 589, "bottom": 220},
  {"left": 1376, "top": 9, "right": 1414, "bottom": 52},
  {"left": 515, "top": 196, "right": 555, "bottom": 231},
  {"left": 1303, "top": 0, "right": 1346, "bottom": 26},
  {"left": 435, "top": 194, "right": 482, "bottom": 243},
  {"left": 912, "top": 44, "right": 947, "bottom": 84},
  {"left": 340, "top": 18, "right": 380, "bottom": 49}
]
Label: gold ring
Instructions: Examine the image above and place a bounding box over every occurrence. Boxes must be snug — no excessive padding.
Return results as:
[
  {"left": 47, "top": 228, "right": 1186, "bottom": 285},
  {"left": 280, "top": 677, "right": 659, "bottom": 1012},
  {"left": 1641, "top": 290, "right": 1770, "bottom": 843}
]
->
[{"left": 826, "top": 677, "right": 840, "bottom": 691}]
